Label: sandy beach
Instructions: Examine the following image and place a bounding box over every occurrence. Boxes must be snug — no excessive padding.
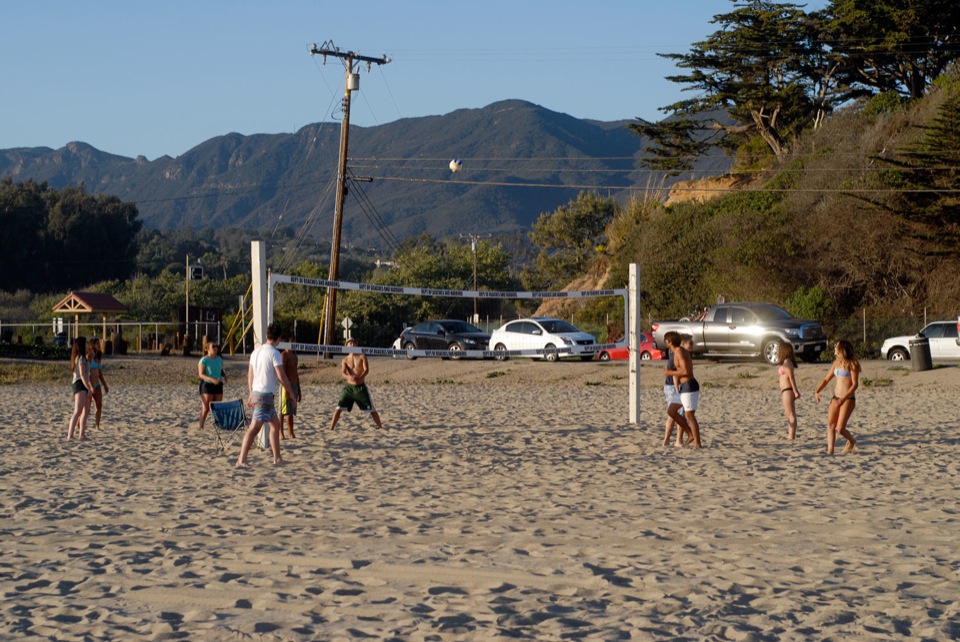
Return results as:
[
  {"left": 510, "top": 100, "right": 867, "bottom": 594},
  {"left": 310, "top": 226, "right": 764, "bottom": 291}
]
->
[{"left": 2, "top": 354, "right": 959, "bottom": 640}]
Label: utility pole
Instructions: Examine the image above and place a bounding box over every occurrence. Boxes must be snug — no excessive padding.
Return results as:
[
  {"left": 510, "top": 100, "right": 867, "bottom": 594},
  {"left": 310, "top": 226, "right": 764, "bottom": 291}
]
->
[
  {"left": 460, "top": 234, "right": 491, "bottom": 323},
  {"left": 310, "top": 41, "right": 390, "bottom": 355}
]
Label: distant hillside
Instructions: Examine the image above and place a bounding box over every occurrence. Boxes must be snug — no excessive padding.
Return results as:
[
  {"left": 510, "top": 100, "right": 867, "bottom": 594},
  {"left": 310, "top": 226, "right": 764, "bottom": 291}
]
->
[{"left": 0, "top": 100, "right": 728, "bottom": 249}]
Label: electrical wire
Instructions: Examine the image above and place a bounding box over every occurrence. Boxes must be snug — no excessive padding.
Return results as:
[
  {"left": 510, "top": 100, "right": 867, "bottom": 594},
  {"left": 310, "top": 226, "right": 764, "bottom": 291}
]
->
[
  {"left": 345, "top": 169, "right": 404, "bottom": 255},
  {"left": 362, "top": 174, "right": 960, "bottom": 194}
]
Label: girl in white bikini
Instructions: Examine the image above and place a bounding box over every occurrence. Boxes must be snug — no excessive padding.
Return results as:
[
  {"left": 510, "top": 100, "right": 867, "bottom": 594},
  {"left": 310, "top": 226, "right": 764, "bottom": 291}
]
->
[
  {"left": 777, "top": 343, "right": 800, "bottom": 441},
  {"left": 814, "top": 339, "right": 860, "bottom": 454}
]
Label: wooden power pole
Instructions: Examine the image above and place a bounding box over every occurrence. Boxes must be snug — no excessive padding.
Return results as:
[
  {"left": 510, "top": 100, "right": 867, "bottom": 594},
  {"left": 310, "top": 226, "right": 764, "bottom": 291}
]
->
[{"left": 310, "top": 41, "right": 390, "bottom": 354}]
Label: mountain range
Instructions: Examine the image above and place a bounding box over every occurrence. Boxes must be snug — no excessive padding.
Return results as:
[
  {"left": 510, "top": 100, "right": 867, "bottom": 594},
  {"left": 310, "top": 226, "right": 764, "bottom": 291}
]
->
[{"left": 0, "top": 100, "right": 728, "bottom": 250}]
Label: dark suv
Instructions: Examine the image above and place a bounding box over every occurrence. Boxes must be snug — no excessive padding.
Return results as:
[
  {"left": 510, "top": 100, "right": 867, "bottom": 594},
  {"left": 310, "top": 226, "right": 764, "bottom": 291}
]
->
[{"left": 400, "top": 320, "right": 490, "bottom": 359}]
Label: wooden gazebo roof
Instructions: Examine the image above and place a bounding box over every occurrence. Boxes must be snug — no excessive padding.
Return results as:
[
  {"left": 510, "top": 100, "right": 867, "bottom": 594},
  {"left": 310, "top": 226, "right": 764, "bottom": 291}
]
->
[{"left": 52, "top": 292, "right": 128, "bottom": 315}]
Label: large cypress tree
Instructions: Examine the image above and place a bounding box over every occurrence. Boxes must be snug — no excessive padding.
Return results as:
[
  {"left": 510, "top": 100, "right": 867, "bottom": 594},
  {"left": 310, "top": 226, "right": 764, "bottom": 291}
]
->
[{"left": 631, "top": 1, "right": 836, "bottom": 171}]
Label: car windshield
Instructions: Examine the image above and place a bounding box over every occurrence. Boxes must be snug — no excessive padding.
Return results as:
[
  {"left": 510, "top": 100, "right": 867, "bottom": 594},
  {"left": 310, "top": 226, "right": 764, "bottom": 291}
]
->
[
  {"left": 538, "top": 319, "right": 579, "bottom": 333},
  {"left": 752, "top": 305, "right": 793, "bottom": 321},
  {"left": 439, "top": 321, "right": 482, "bottom": 333}
]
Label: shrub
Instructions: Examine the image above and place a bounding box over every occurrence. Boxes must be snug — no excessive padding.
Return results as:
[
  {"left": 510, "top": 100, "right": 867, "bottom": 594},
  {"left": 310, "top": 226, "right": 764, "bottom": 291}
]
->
[
  {"left": 862, "top": 91, "right": 905, "bottom": 115},
  {"left": 785, "top": 285, "right": 835, "bottom": 321}
]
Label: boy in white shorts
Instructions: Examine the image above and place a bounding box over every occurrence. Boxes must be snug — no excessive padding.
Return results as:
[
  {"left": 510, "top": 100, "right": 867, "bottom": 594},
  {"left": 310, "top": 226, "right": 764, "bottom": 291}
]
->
[
  {"left": 661, "top": 331, "right": 690, "bottom": 447},
  {"left": 663, "top": 333, "right": 702, "bottom": 448}
]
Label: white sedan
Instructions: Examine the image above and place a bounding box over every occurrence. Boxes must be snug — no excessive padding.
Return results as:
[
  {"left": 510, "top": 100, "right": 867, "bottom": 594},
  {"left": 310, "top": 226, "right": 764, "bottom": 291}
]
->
[
  {"left": 489, "top": 317, "right": 596, "bottom": 362},
  {"left": 880, "top": 321, "right": 960, "bottom": 362}
]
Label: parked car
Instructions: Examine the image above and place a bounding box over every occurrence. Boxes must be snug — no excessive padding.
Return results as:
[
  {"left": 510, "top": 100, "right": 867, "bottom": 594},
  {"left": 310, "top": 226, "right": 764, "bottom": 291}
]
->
[
  {"left": 399, "top": 320, "right": 490, "bottom": 360},
  {"left": 489, "top": 317, "right": 597, "bottom": 362},
  {"left": 881, "top": 321, "right": 960, "bottom": 362},
  {"left": 596, "top": 332, "right": 663, "bottom": 361},
  {"left": 651, "top": 302, "right": 827, "bottom": 365},
  {"left": 391, "top": 326, "right": 412, "bottom": 358}
]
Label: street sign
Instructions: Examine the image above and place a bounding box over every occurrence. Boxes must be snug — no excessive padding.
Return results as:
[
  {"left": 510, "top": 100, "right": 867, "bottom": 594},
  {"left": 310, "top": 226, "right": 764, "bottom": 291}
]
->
[
  {"left": 190, "top": 266, "right": 204, "bottom": 280},
  {"left": 342, "top": 317, "right": 353, "bottom": 329}
]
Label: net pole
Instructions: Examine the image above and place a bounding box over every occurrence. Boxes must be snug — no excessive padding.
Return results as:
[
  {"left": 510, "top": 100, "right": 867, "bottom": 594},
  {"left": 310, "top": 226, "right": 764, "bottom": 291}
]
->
[
  {"left": 629, "top": 263, "right": 641, "bottom": 424},
  {"left": 251, "top": 241, "right": 268, "bottom": 348}
]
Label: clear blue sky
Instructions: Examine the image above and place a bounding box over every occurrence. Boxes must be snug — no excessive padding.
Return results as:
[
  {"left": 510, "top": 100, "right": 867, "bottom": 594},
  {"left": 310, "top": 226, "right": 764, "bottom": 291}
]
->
[{"left": 2, "top": 1, "right": 827, "bottom": 161}]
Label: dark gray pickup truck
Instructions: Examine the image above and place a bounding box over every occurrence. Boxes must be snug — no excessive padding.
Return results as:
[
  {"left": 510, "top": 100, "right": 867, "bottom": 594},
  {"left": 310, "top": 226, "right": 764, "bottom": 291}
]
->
[{"left": 651, "top": 302, "right": 827, "bottom": 365}]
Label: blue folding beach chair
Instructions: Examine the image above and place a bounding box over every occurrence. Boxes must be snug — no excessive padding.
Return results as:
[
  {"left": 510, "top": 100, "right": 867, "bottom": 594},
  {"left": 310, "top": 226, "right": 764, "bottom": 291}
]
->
[{"left": 210, "top": 399, "right": 248, "bottom": 453}]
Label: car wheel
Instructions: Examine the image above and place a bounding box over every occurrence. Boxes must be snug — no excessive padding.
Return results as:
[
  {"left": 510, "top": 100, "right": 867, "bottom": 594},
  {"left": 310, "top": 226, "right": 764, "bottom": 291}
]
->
[
  {"left": 888, "top": 347, "right": 909, "bottom": 361},
  {"left": 762, "top": 339, "right": 781, "bottom": 365},
  {"left": 494, "top": 343, "right": 509, "bottom": 361},
  {"left": 404, "top": 341, "right": 417, "bottom": 361},
  {"left": 640, "top": 351, "right": 651, "bottom": 361},
  {"left": 544, "top": 343, "right": 559, "bottom": 362},
  {"left": 599, "top": 351, "right": 611, "bottom": 362},
  {"left": 448, "top": 343, "right": 464, "bottom": 360}
]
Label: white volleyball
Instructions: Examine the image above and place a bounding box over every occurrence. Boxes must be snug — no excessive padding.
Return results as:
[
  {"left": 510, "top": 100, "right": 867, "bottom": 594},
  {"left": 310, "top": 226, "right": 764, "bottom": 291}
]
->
[{"left": 449, "top": 159, "right": 462, "bottom": 173}]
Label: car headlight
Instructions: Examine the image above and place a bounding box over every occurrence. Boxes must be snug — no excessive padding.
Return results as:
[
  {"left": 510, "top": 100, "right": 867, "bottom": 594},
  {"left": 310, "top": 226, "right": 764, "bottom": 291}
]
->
[
  {"left": 561, "top": 337, "right": 574, "bottom": 345},
  {"left": 463, "top": 338, "right": 477, "bottom": 345},
  {"left": 784, "top": 328, "right": 799, "bottom": 337}
]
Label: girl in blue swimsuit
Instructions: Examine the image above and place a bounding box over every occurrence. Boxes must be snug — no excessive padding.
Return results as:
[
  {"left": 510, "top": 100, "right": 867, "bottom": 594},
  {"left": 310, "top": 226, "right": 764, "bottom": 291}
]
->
[
  {"left": 87, "top": 337, "right": 109, "bottom": 430},
  {"left": 198, "top": 341, "right": 226, "bottom": 430},
  {"left": 814, "top": 339, "right": 860, "bottom": 454}
]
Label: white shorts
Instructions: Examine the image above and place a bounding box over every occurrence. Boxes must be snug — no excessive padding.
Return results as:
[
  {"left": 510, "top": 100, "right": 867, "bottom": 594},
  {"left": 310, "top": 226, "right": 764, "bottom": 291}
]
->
[
  {"left": 680, "top": 390, "right": 700, "bottom": 412},
  {"left": 663, "top": 384, "right": 681, "bottom": 406}
]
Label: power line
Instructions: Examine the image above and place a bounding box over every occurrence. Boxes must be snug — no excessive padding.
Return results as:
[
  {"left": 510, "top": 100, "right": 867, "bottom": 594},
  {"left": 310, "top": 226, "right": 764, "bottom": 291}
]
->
[{"left": 364, "top": 174, "right": 960, "bottom": 194}]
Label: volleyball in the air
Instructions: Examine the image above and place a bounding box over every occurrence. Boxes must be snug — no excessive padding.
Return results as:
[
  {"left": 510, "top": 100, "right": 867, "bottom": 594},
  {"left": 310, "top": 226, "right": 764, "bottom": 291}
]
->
[{"left": 449, "top": 159, "right": 462, "bottom": 173}]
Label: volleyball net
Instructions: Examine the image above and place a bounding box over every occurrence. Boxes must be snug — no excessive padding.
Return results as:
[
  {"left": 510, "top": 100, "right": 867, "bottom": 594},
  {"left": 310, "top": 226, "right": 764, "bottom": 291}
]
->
[{"left": 268, "top": 272, "right": 628, "bottom": 360}]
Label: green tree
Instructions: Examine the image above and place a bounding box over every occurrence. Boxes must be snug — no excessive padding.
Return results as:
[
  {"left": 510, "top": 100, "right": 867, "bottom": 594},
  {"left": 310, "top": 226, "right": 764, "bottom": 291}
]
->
[
  {"left": 0, "top": 179, "right": 49, "bottom": 292},
  {"left": 632, "top": 1, "right": 836, "bottom": 169},
  {"left": 523, "top": 192, "right": 617, "bottom": 290},
  {"left": 0, "top": 180, "right": 142, "bottom": 293},
  {"left": 45, "top": 184, "right": 142, "bottom": 290},
  {"left": 826, "top": 0, "right": 960, "bottom": 99},
  {"left": 878, "top": 85, "right": 960, "bottom": 227}
]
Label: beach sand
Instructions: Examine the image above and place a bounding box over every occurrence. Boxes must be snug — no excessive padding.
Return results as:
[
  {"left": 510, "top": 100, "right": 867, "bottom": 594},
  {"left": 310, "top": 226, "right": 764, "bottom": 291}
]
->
[{"left": 2, "top": 355, "right": 959, "bottom": 640}]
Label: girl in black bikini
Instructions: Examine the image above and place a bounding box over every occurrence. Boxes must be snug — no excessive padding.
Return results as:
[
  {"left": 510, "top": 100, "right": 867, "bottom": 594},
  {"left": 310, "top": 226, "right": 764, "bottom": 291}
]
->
[
  {"left": 814, "top": 339, "right": 860, "bottom": 454},
  {"left": 777, "top": 344, "right": 800, "bottom": 441},
  {"left": 67, "top": 337, "right": 92, "bottom": 440}
]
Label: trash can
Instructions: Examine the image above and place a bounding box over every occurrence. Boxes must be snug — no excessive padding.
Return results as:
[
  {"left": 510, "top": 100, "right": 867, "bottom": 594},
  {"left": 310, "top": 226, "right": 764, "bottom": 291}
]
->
[{"left": 909, "top": 337, "right": 932, "bottom": 371}]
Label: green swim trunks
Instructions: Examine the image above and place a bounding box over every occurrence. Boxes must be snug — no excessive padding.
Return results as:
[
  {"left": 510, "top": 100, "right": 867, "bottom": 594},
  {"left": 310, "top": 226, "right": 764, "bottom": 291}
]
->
[{"left": 338, "top": 383, "right": 376, "bottom": 412}]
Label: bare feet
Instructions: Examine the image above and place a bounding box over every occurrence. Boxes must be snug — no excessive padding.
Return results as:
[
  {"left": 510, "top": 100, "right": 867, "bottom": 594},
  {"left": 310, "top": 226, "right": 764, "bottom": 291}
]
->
[
  {"left": 234, "top": 461, "right": 248, "bottom": 468},
  {"left": 842, "top": 438, "right": 856, "bottom": 454}
]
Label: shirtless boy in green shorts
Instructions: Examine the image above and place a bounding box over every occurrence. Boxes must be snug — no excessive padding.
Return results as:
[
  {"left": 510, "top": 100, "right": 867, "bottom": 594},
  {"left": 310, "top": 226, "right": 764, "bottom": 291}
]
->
[{"left": 330, "top": 338, "right": 384, "bottom": 431}]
